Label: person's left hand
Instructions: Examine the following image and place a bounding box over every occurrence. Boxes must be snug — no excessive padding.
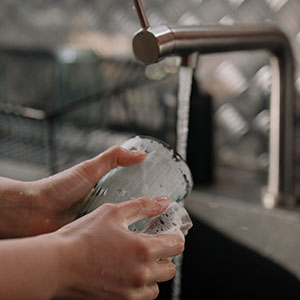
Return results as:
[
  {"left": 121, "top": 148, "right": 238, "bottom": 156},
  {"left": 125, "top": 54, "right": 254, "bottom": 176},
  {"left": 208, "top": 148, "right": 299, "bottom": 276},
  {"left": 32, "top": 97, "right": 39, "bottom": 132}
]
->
[{"left": 0, "top": 147, "right": 145, "bottom": 238}]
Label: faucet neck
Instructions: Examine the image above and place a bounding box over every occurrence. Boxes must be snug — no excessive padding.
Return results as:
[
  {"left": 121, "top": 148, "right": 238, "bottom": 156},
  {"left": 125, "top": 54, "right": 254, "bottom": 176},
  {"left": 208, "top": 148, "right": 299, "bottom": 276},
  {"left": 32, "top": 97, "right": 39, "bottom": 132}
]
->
[{"left": 132, "top": 24, "right": 296, "bottom": 208}]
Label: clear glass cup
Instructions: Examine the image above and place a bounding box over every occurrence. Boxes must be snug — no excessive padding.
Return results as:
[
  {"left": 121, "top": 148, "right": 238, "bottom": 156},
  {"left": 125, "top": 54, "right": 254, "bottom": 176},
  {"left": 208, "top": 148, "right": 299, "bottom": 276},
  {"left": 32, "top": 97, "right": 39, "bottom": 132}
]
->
[{"left": 77, "top": 135, "right": 193, "bottom": 233}]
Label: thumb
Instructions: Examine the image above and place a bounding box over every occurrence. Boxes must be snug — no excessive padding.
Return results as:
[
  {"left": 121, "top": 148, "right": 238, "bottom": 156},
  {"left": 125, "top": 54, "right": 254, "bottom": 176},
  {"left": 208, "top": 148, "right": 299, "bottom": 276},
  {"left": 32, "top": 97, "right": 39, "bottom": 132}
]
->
[
  {"left": 36, "top": 146, "right": 145, "bottom": 208},
  {"left": 116, "top": 197, "right": 170, "bottom": 226},
  {"left": 72, "top": 146, "right": 146, "bottom": 186}
]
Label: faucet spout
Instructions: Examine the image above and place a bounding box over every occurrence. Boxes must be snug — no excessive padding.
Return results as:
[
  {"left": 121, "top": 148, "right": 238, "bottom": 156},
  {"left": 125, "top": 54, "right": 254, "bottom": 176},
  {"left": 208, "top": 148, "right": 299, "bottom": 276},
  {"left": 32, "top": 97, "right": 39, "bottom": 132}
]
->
[{"left": 132, "top": 19, "right": 296, "bottom": 208}]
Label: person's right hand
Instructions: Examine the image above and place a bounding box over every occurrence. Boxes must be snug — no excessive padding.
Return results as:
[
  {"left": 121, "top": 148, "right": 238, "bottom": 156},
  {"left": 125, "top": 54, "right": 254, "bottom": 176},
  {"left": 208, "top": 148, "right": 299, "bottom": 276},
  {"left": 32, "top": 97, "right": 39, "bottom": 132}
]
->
[{"left": 53, "top": 196, "right": 184, "bottom": 300}]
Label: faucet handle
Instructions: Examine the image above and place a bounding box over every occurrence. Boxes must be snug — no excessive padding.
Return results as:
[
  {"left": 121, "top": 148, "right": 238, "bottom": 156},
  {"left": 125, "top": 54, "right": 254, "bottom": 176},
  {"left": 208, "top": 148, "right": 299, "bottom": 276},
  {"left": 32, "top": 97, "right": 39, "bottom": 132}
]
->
[{"left": 133, "top": 0, "right": 150, "bottom": 29}]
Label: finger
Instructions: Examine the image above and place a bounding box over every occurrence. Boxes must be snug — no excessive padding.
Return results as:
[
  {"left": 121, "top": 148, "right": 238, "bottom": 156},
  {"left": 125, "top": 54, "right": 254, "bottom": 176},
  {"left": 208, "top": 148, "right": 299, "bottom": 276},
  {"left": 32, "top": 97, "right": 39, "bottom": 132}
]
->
[
  {"left": 117, "top": 197, "right": 170, "bottom": 225},
  {"left": 132, "top": 283, "right": 160, "bottom": 300},
  {"left": 145, "top": 283, "right": 160, "bottom": 300},
  {"left": 146, "top": 233, "right": 185, "bottom": 259},
  {"left": 49, "top": 146, "right": 145, "bottom": 188},
  {"left": 151, "top": 260, "right": 176, "bottom": 283},
  {"left": 36, "top": 147, "right": 145, "bottom": 208},
  {"left": 79, "top": 146, "right": 146, "bottom": 185}
]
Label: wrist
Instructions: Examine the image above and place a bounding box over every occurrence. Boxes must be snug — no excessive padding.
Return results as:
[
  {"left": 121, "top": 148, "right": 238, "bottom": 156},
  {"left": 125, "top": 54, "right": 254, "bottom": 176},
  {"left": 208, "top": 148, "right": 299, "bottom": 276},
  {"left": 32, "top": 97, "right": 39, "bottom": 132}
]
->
[
  {"left": 40, "top": 232, "right": 69, "bottom": 299},
  {"left": 47, "top": 230, "right": 82, "bottom": 299},
  {"left": 30, "top": 233, "right": 66, "bottom": 300},
  {"left": 0, "top": 232, "right": 67, "bottom": 300}
]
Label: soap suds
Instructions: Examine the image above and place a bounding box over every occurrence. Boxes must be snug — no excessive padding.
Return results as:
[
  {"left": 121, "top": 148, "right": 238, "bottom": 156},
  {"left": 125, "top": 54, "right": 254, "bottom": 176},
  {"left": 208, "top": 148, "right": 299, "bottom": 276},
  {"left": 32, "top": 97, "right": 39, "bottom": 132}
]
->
[{"left": 140, "top": 202, "right": 193, "bottom": 238}]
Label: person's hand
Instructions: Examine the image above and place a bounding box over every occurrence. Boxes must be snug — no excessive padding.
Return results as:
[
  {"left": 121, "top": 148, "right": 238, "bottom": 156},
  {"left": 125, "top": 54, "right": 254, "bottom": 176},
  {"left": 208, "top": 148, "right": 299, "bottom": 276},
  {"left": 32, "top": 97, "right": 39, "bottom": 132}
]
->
[
  {"left": 0, "top": 147, "right": 146, "bottom": 238},
  {"left": 53, "top": 196, "right": 184, "bottom": 300}
]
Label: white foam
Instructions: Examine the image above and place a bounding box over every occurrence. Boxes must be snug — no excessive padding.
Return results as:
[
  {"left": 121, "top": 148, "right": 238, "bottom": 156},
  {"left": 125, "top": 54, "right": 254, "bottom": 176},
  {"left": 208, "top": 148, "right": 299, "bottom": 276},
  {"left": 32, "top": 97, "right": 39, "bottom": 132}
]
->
[{"left": 142, "top": 202, "right": 193, "bottom": 238}]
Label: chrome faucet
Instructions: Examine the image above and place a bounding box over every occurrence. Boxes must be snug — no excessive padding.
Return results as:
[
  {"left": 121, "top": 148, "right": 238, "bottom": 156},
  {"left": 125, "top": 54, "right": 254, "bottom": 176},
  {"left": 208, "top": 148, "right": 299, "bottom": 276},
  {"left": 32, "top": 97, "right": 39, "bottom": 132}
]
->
[{"left": 132, "top": 0, "right": 296, "bottom": 209}]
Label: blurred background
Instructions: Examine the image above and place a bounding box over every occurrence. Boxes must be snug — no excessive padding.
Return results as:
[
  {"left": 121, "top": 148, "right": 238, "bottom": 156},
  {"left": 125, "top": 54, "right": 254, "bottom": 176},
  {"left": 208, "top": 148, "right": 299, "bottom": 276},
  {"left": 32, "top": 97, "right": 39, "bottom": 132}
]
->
[
  {"left": 0, "top": 0, "right": 299, "bottom": 185},
  {"left": 1, "top": 1, "right": 300, "bottom": 299}
]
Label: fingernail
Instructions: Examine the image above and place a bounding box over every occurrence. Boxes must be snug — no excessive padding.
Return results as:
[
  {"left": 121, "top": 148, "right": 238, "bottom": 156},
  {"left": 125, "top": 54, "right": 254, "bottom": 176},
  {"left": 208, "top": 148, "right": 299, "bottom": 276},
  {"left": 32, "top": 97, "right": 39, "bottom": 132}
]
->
[
  {"left": 132, "top": 150, "right": 146, "bottom": 156},
  {"left": 153, "top": 196, "right": 170, "bottom": 207}
]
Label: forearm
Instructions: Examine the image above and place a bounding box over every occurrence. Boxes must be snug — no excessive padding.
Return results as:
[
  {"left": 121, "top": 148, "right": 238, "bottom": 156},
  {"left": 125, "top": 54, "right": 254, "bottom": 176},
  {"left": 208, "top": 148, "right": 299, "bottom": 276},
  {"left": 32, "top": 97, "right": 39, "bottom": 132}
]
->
[{"left": 0, "top": 233, "right": 61, "bottom": 300}]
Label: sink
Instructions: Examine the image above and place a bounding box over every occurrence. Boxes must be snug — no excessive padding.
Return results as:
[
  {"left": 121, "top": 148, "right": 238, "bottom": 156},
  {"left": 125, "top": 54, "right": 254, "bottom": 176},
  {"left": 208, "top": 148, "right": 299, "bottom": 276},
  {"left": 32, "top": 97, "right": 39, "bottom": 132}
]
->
[
  {"left": 181, "top": 191, "right": 300, "bottom": 298},
  {"left": 158, "top": 184, "right": 300, "bottom": 299}
]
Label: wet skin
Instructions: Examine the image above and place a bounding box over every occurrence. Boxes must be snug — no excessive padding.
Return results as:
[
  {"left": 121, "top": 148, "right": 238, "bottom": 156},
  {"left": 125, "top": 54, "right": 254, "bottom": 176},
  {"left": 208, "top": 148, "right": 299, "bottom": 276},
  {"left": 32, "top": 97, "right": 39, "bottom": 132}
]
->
[{"left": 0, "top": 147, "right": 185, "bottom": 300}]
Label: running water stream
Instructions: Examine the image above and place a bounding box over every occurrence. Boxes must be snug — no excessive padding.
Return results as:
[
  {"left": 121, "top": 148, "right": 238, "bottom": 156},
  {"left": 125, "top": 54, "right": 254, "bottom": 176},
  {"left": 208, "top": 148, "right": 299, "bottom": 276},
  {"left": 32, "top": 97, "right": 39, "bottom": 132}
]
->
[
  {"left": 172, "top": 66, "right": 194, "bottom": 300},
  {"left": 176, "top": 66, "right": 194, "bottom": 160}
]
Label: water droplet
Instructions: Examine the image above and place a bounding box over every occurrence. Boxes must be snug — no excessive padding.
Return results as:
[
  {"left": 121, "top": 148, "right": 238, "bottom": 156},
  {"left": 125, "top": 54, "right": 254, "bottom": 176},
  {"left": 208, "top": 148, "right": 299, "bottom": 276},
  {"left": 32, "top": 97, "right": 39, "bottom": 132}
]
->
[
  {"left": 240, "top": 226, "right": 250, "bottom": 231},
  {"left": 117, "top": 188, "right": 128, "bottom": 197}
]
